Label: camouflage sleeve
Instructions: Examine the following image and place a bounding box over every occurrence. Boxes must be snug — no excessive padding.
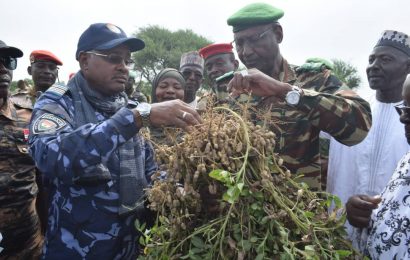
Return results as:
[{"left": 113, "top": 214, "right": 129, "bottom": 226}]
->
[
  {"left": 28, "top": 96, "right": 142, "bottom": 182},
  {"left": 297, "top": 89, "right": 372, "bottom": 146}
]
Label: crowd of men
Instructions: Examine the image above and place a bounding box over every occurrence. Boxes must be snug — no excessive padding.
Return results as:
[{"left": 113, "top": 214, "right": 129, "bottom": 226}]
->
[{"left": 1, "top": 2, "right": 409, "bottom": 259}]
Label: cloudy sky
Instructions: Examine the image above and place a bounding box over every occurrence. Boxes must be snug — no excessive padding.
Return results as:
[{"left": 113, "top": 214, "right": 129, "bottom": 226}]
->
[{"left": 2, "top": 0, "right": 409, "bottom": 97}]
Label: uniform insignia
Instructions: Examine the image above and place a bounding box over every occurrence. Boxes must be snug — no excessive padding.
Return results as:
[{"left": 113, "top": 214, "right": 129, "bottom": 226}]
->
[
  {"left": 23, "top": 129, "right": 29, "bottom": 141},
  {"left": 32, "top": 113, "right": 67, "bottom": 134},
  {"left": 46, "top": 84, "right": 68, "bottom": 97},
  {"left": 106, "top": 23, "right": 121, "bottom": 34}
]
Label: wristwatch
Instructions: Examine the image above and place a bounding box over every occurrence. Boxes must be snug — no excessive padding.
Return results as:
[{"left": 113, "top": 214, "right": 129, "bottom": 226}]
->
[
  {"left": 285, "top": 86, "right": 303, "bottom": 106},
  {"left": 135, "top": 102, "right": 152, "bottom": 127}
]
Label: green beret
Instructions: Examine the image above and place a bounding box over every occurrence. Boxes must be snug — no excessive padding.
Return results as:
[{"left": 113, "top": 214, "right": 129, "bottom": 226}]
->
[{"left": 227, "top": 3, "right": 284, "bottom": 33}]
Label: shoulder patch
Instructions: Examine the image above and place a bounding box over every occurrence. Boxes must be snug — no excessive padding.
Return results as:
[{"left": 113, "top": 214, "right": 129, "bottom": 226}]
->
[
  {"left": 46, "top": 84, "right": 68, "bottom": 98},
  {"left": 32, "top": 113, "right": 67, "bottom": 134}
]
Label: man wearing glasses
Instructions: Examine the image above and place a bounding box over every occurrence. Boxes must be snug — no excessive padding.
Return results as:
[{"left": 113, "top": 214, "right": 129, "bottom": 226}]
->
[
  {"left": 328, "top": 30, "right": 410, "bottom": 242},
  {"left": 226, "top": 3, "right": 372, "bottom": 190},
  {"left": 28, "top": 23, "right": 201, "bottom": 258},
  {"left": 0, "top": 40, "right": 43, "bottom": 259},
  {"left": 179, "top": 51, "right": 204, "bottom": 108}
]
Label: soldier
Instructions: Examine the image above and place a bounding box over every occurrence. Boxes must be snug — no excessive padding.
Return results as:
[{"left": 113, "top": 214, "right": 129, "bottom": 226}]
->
[
  {"left": 29, "top": 23, "right": 200, "bottom": 259},
  {"left": 179, "top": 51, "right": 204, "bottom": 108},
  {"left": 199, "top": 42, "right": 239, "bottom": 100},
  {"left": 126, "top": 70, "right": 148, "bottom": 103},
  {"left": 0, "top": 40, "right": 42, "bottom": 258},
  {"left": 226, "top": 3, "right": 372, "bottom": 189},
  {"left": 11, "top": 50, "right": 63, "bottom": 109}
]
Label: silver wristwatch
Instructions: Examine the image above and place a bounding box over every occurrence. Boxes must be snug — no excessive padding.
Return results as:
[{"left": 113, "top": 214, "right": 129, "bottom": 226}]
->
[
  {"left": 285, "top": 86, "right": 302, "bottom": 106},
  {"left": 136, "top": 102, "right": 151, "bottom": 127}
]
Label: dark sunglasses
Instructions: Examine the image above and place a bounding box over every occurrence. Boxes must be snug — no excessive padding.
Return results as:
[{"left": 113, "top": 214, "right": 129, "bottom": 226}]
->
[
  {"left": 86, "top": 51, "right": 135, "bottom": 69},
  {"left": 0, "top": 56, "right": 17, "bottom": 70},
  {"left": 395, "top": 104, "right": 410, "bottom": 116}
]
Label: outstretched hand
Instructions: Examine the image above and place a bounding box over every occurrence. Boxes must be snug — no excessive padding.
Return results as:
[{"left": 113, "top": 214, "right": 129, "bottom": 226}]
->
[
  {"left": 227, "top": 68, "right": 292, "bottom": 98},
  {"left": 149, "top": 99, "right": 202, "bottom": 132},
  {"left": 346, "top": 194, "right": 382, "bottom": 228}
]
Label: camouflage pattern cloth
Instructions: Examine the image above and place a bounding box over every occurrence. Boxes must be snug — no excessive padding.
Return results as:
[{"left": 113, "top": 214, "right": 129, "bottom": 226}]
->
[
  {"left": 256, "top": 59, "right": 371, "bottom": 190},
  {"left": 0, "top": 98, "right": 43, "bottom": 259},
  {"left": 10, "top": 90, "right": 34, "bottom": 109},
  {"left": 28, "top": 85, "right": 157, "bottom": 259}
]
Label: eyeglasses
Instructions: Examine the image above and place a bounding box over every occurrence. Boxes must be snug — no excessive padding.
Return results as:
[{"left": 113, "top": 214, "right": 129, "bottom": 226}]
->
[
  {"left": 0, "top": 56, "right": 17, "bottom": 70},
  {"left": 395, "top": 104, "right": 410, "bottom": 116},
  {"left": 181, "top": 69, "right": 203, "bottom": 81},
  {"left": 233, "top": 27, "right": 272, "bottom": 52},
  {"left": 86, "top": 51, "right": 135, "bottom": 69}
]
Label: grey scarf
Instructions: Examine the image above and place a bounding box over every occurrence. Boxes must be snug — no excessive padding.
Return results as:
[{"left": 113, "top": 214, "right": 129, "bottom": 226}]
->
[{"left": 68, "top": 72, "right": 148, "bottom": 216}]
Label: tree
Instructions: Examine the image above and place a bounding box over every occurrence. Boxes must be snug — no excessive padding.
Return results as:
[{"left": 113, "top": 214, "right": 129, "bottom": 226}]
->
[
  {"left": 132, "top": 25, "right": 212, "bottom": 88},
  {"left": 331, "top": 59, "right": 361, "bottom": 89}
]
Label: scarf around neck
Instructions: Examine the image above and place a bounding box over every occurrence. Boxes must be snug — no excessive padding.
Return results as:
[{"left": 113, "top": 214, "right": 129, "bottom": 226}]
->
[{"left": 68, "top": 72, "right": 148, "bottom": 216}]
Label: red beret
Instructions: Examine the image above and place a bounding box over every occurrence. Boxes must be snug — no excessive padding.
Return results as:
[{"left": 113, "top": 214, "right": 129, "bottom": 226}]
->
[
  {"left": 30, "top": 50, "right": 63, "bottom": 65},
  {"left": 199, "top": 43, "right": 233, "bottom": 60}
]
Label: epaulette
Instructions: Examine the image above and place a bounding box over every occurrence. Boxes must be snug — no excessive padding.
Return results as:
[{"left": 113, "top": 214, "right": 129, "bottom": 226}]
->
[{"left": 45, "top": 84, "right": 68, "bottom": 99}]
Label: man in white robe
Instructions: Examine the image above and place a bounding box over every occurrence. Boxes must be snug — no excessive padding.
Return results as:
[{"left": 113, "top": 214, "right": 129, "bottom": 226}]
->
[{"left": 326, "top": 30, "right": 410, "bottom": 240}]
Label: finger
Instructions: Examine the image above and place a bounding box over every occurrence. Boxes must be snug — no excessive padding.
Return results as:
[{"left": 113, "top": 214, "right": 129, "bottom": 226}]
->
[
  {"left": 347, "top": 216, "right": 371, "bottom": 228},
  {"left": 357, "top": 195, "right": 381, "bottom": 209},
  {"left": 348, "top": 195, "right": 379, "bottom": 210},
  {"left": 350, "top": 207, "right": 374, "bottom": 218},
  {"left": 178, "top": 103, "right": 202, "bottom": 124},
  {"left": 181, "top": 111, "right": 201, "bottom": 126},
  {"left": 172, "top": 116, "right": 190, "bottom": 132}
]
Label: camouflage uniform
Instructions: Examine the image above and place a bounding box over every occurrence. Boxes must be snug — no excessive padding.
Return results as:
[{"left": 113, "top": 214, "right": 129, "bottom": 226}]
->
[
  {"left": 256, "top": 59, "right": 371, "bottom": 189},
  {"left": 28, "top": 85, "right": 157, "bottom": 259},
  {"left": 0, "top": 98, "right": 42, "bottom": 259}
]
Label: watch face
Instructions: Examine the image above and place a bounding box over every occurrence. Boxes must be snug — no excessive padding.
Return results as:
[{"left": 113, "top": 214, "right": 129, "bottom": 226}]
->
[
  {"left": 286, "top": 92, "right": 300, "bottom": 105},
  {"left": 137, "top": 102, "right": 151, "bottom": 116}
]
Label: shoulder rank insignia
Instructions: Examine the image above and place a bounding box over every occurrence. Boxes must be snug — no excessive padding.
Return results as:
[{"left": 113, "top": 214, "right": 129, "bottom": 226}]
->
[{"left": 46, "top": 84, "right": 68, "bottom": 97}]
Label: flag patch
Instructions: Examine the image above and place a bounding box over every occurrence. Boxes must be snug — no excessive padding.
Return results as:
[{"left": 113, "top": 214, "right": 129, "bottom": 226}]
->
[{"left": 32, "top": 113, "right": 67, "bottom": 134}]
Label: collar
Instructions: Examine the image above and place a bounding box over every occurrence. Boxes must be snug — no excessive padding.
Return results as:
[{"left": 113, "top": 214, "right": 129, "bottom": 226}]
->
[{"left": 278, "top": 58, "right": 297, "bottom": 83}]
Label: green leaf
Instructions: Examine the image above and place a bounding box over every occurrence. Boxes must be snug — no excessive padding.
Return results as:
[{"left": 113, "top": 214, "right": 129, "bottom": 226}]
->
[
  {"left": 209, "top": 169, "right": 231, "bottom": 184},
  {"left": 250, "top": 236, "right": 258, "bottom": 243},
  {"left": 240, "top": 240, "right": 252, "bottom": 251},
  {"left": 191, "top": 236, "right": 205, "bottom": 249},
  {"left": 255, "top": 254, "right": 264, "bottom": 260},
  {"left": 303, "top": 211, "right": 314, "bottom": 218},
  {"left": 335, "top": 250, "right": 352, "bottom": 257}
]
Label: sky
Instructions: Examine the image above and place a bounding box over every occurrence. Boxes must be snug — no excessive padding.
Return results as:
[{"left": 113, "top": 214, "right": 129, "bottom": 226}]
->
[{"left": 2, "top": 0, "right": 409, "bottom": 99}]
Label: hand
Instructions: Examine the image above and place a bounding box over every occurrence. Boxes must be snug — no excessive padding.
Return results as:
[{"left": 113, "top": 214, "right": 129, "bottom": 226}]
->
[
  {"left": 149, "top": 99, "right": 202, "bottom": 132},
  {"left": 227, "top": 68, "right": 292, "bottom": 98},
  {"left": 346, "top": 194, "right": 382, "bottom": 228}
]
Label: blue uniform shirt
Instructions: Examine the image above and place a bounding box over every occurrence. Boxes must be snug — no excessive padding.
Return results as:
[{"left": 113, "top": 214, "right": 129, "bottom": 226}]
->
[{"left": 29, "top": 86, "right": 157, "bottom": 259}]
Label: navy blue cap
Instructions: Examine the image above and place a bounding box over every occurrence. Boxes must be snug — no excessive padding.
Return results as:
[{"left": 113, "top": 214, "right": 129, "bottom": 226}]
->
[
  {"left": 75, "top": 23, "right": 145, "bottom": 60},
  {"left": 0, "top": 40, "right": 23, "bottom": 58}
]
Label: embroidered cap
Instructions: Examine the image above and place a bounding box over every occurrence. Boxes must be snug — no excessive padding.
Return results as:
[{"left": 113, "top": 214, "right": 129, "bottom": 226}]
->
[
  {"left": 375, "top": 30, "right": 410, "bottom": 56},
  {"left": 76, "top": 23, "right": 145, "bottom": 60},
  {"left": 179, "top": 51, "right": 204, "bottom": 70}
]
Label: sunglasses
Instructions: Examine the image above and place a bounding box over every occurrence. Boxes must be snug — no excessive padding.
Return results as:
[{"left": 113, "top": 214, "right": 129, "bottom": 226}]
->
[
  {"left": 395, "top": 104, "right": 410, "bottom": 116},
  {"left": 86, "top": 51, "right": 135, "bottom": 70},
  {"left": 0, "top": 56, "right": 17, "bottom": 70}
]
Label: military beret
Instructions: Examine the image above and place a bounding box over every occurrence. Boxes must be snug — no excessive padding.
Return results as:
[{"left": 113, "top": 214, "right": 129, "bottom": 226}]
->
[
  {"left": 199, "top": 43, "right": 233, "bottom": 60},
  {"left": 30, "top": 50, "right": 63, "bottom": 65},
  {"left": 375, "top": 30, "right": 410, "bottom": 57},
  {"left": 227, "top": 3, "right": 284, "bottom": 33}
]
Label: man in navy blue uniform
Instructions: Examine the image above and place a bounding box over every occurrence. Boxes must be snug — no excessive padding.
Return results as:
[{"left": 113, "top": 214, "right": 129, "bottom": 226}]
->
[{"left": 29, "top": 23, "right": 201, "bottom": 259}]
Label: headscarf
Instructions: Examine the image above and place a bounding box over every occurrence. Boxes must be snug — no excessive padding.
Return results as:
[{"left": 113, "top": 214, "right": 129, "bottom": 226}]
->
[{"left": 151, "top": 68, "right": 186, "bottom": 103}]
